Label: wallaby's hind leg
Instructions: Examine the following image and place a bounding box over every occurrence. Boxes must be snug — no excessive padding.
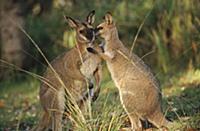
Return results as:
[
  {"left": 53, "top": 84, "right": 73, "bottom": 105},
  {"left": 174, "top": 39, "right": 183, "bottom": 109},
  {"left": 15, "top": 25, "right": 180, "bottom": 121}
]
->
[
  {"left": 128, "top": 114, "right": 143, "bottom": 131},
  {"left": 92, "top": 66, "right": 102, "bottom": 101},
  {"left": 51, "top": 111, "right": 63, "bottom": 131},
  {"left": 39, "top": 88, "right": 65, "bottom": 131},
  {"left": 50, "top": 89, "right": 66, "bottom": 131}
]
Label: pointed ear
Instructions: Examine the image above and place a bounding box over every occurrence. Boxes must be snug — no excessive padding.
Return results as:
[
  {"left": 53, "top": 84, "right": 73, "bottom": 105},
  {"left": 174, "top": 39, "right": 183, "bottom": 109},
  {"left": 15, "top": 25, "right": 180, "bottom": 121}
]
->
[
  {"left": 104, "top": 12, "right": 113, "bottom": 24},
  {"left": 86, "top": 10, "right": 95, "bottom": 25},
  {"left": 65, "top": 16, "right": 80, "bottom": 28}
]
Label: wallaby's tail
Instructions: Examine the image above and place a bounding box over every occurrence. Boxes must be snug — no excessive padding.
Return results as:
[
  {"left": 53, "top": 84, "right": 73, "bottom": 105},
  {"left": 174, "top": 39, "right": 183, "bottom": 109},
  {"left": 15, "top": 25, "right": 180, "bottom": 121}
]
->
[{"left": 148, "top": 108, "right": 171, "bottom": 129}]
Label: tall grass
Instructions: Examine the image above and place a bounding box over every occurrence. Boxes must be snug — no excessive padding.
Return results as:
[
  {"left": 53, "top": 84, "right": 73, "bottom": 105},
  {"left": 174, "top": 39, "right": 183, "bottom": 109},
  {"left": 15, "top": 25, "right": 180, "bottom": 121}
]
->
[
  {"left": 1, "top": 0, "right": 200, "bottom": 130},
  {"left": 147, "top": 0, "right": 200, "bottom": 72}
]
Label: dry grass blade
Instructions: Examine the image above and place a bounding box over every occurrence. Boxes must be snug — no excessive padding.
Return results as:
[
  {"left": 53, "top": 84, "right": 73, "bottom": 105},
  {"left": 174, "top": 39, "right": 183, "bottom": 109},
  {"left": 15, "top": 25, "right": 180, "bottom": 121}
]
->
[
  {"left": 140, "top": 50, "right": 155, "bottom": 60},
  {"left": 0, "top": 59, "right": 57, "bottom": 93},
  {"left": 21, "top": 49, "right": 46, "bottom": 67}
]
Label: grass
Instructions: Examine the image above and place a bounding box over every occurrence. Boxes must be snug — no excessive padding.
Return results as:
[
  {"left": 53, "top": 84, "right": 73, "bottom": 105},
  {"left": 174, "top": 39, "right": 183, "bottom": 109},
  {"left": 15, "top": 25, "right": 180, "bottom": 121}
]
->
[
  {"left": 0, "top": 68, "right": 200, "bottom": 130},
  {"left": 0, "top": 1, "right": 199, "bottom": 130},
  {"left": 0, "top": 78, "right": 40, "bottom": 130}
]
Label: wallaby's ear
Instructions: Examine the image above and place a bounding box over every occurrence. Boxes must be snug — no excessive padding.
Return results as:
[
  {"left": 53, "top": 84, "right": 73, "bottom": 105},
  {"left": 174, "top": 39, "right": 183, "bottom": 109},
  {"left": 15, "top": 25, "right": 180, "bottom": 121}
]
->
[
  {"left": 65, "top": 16, "right": 80, "bottom": 28},
  {"left": 86, "top": 10, "right": 95, "bottom": 25},
  {"left": 103, "top": 12, "right": 113, "bottom": 25}
]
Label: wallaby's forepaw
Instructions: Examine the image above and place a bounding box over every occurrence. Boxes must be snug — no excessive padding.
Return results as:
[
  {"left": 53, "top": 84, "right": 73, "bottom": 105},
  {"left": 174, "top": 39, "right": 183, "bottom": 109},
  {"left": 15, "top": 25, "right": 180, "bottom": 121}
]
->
[
  {"left": 99, "top": 41, "right": 105, "bottom": 53},
  {"left": 87, "top": 47, "right": 98, "bottom": 54},
  {"left": 92, "top": 88, "right": 100, "bottom": 101}
]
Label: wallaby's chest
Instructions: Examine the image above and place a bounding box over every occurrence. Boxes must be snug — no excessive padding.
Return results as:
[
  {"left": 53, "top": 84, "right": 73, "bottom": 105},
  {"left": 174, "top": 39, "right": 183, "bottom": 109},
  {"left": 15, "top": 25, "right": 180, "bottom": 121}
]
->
[{"left": 80, "top": 53, "right": 100, "bottom": 79}]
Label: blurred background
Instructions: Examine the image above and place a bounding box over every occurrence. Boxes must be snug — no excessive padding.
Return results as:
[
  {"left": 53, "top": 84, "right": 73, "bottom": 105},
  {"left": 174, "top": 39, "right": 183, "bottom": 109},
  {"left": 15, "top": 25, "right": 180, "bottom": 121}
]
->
[
  {"left": 0, "top": 0, "right": 200, "bottom": 79},
  {"left": 0, "top": 0, "right": 200, "bottom": 130}
]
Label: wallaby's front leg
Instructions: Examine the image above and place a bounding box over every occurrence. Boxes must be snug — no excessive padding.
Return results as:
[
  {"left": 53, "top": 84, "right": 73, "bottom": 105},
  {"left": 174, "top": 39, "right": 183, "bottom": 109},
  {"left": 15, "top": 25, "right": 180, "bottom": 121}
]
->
[
  {"left": 92, "top": 65, "right": 102, "bottom": 101},
  {"left": 87, "top": 47, "right": 115, "bottom": 62}
]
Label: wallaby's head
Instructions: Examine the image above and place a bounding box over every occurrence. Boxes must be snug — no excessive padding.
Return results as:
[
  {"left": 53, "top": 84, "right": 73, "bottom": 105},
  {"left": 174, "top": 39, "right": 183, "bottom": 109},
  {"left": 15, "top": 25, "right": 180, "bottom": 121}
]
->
[
  {"left": 95, "top": 12, "right": 117, "bottom": 41},
  {"left": 65, "top": 10, "right": 96, "bottom": 45}
]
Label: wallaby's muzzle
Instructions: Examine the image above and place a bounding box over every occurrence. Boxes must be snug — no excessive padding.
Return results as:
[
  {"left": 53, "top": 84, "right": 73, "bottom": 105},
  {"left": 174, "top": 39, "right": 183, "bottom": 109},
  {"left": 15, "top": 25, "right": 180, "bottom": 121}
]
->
[
  {"left": 85, "top": 28, "right": 96, "bottom": 46},
  {"left": 85, "top": 28, "right": 95, "bottom": 41}
]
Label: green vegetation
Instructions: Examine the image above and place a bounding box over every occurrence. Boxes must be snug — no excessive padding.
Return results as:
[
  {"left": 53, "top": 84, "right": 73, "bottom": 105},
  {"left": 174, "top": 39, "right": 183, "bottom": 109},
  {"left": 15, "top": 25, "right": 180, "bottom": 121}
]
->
[
  {"left": 0, "top": 0, "right": 200, "bottom": 130},
  {"left": 0, "top": 78, "right": 40, "bottom": 130},
  {"left": 0, "top": 69, "right": 200, "bottom": 130},
  {"left": 21, "top": 0, "right": 200, "bottom": 74}
]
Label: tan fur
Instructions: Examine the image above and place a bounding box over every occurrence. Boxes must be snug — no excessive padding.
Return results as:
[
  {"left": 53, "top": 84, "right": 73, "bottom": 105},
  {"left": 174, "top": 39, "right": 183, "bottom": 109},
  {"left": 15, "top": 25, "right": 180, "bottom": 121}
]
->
[
  {"left": 34, "top": 11, "right": 102, "bottom": 131},
  {"left": 93, "top": 13, "right": 169, "bottom": 130}
]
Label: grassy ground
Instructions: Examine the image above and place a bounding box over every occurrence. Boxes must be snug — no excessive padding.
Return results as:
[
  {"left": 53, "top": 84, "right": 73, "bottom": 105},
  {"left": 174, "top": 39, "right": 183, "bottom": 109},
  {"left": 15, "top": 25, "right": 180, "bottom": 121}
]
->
[
  {"left": 0, "top": 78, "right": 40, "bottom": 130},
  {"left": 0, "top": 69, "right": 200, "bottom": 130}
]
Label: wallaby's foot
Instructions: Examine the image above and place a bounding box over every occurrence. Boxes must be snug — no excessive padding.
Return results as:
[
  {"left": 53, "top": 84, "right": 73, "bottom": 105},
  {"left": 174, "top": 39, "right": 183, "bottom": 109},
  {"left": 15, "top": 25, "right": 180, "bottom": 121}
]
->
[
  {"left": 159, "top": 126, "right": 169, "bottom": 131},
  {"left": 120, "top": 127, "right": 132, "bottom": 131},
  {"left": 165, "top": 121, "right": 173, "bottom": 129},
  {"left": 128, "top": 114, "right": 143, "bottom": 131},
  {"left": 144, "top": 128, "right": 153, "bottom": 131}
]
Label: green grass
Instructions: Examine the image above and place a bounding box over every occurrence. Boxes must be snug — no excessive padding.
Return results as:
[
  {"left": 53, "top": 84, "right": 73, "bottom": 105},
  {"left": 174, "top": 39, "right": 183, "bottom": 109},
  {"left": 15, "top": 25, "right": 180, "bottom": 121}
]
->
[
  {"left": 0, "top": 78, "right": 40, "bottom": 130},
  {"left": 0, "top": 0, "right": 199, "bottom": 130},
  {"left": 0, "top": 69, "right": 200, "bottom": 130}
]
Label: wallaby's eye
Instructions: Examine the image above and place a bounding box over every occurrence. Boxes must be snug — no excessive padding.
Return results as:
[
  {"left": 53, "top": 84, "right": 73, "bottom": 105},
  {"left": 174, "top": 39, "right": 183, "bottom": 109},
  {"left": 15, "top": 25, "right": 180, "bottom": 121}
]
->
[
  {"left": 98, "top": 27, "right": 103, "bottom": 30},
  {"left": 79, "top": 30, "right": 84, "bottom": 34},
  {"left": 94, "top": 26, "right": 103, "bottom": 34}
]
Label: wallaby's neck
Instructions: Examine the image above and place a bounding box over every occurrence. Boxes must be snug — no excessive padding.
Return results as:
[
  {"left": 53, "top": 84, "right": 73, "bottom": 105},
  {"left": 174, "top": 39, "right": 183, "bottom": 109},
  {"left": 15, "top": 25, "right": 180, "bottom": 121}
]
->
[
  {"left": 105, "top": 27, "right": 122, "bottom": 50},
  {"left": 75, "top": 40, "right": 87, "bottom": 55},
  {"left": 106, "top": 27, "right": 119, "bottom": 42}
]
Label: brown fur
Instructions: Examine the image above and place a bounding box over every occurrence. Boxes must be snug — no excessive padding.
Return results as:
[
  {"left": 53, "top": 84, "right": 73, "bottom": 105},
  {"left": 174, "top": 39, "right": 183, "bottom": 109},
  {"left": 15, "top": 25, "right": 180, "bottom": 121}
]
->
[
  {"left": 92, "top": 13, "right": 169, "bottom": 130},
  {"left": 34, "top": 11, "right": 102, "bottom": 131}
]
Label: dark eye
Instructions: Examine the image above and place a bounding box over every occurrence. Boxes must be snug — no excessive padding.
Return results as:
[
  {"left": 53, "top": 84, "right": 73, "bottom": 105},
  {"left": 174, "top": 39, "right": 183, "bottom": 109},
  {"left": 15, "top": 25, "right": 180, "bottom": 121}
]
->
[
  {"left": 98, "top": 27, "right": 103, "bottom": 30},
  {"left": 79, "top": 30, "right": 84, "bottom": 33},
  {"left": 95, "top": 27, "right": 103, "bottom": 32}
]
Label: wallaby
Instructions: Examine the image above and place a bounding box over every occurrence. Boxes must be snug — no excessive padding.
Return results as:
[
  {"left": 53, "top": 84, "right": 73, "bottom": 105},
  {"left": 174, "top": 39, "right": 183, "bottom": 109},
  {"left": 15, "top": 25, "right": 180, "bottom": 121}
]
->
[
  {"left": 87, "top": 12, "right": 170, "bottom": 131},
  {"left": 35, "top": 11, "right": 102, "bottom": 131}
]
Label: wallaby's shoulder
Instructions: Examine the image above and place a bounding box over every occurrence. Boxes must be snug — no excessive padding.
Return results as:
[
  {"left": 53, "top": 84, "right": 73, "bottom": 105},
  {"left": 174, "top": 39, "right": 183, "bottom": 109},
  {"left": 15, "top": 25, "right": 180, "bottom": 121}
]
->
[
  {"left": 43, "top": 48, "right": 81, "bottom": 77},
  {"left": 50, "top": 48, "right": 80, "bottom": 66}
]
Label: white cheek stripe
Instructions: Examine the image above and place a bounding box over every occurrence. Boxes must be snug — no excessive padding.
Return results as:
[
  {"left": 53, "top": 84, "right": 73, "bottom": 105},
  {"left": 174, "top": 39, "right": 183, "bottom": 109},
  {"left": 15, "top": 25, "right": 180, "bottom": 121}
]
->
[{"left": 80, "top": 34, "right": 88, "bottom": 41}]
